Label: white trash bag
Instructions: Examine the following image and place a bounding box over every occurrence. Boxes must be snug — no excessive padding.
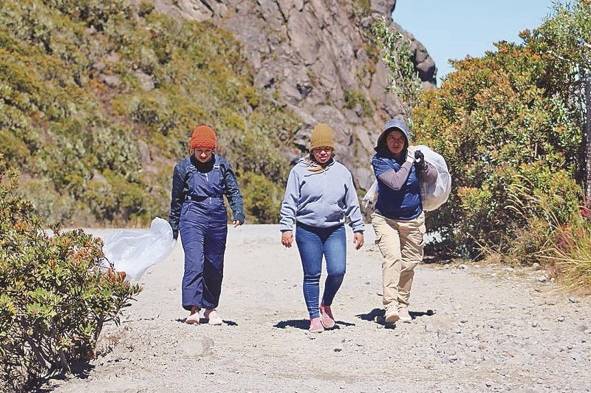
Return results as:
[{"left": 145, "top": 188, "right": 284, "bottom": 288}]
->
[
  {"left": 414, "top": 145, "right": 451, "bottom": 211},
  {"left": 361, "top": 180, "right": 378, "bottom": 213},
  {"left": 361, "top": 145, "right": 451, "bottom": 213},
  {"left": 103, "top": 217, "right": 175, "bottom": 280}
]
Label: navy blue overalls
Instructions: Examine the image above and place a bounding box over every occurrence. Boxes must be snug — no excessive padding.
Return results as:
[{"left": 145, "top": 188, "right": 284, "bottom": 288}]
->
[{"left": 168, "top": 155, "right": 244, "bottom": 311}]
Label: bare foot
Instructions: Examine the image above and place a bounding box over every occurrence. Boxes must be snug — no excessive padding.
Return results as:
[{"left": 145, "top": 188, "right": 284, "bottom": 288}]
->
[
  {"left": 320, "top": 304, "right": 336, "bottom": 329},
  {"left": 309, "top": 317, "right": 324, "bottom": 333}
]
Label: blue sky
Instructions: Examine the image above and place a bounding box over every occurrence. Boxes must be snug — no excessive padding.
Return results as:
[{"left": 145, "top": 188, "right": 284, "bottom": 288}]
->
[{"left": 392, "top": 0, "right": 557, "bottom": 83}]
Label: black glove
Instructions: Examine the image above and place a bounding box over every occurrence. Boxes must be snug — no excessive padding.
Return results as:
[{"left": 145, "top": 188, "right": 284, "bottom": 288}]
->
[
  {"left": 172, "top": 229, "right": 179, "bottom": 240},
  {"left": 414, "top": 150, "right": 426, "bottom": 171}
]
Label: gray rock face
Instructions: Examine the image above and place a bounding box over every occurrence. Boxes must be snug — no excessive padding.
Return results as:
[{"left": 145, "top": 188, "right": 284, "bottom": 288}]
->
[{"left": 150, "top": 0, "right": 436, "bottom": 189}]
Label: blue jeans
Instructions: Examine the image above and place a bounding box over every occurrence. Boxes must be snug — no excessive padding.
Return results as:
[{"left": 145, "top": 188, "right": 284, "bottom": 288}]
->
[{"left": 295, "top": 223, "right": 347, "bottom": 319}]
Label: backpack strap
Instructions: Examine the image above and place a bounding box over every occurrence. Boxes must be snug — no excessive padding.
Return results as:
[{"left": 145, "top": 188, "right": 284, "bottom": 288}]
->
[
  {"left": 215, "top": 158, "right": 227, "bottom": 178},
  {"left": 181, "top": 156, "right": 227, "bottom": 192}
]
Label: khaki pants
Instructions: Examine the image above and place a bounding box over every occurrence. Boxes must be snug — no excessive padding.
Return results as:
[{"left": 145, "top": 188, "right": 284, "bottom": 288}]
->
[{"left": 371, "top": 211, "right": 426, "bottom": 311}]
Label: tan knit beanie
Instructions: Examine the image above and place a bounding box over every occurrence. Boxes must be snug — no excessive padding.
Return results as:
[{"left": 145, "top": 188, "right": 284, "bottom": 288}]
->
[{"left": 310, "top": 123, "right": 335, "bottom": 150}]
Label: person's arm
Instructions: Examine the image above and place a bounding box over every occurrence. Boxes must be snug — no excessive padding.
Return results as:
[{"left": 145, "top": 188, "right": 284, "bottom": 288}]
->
[
  {"left": 344, "top": 172, "right": 365, "bottom": 249},
  {"left": 344, "top": 172, "right": 364, "bottom": 233},
  {"left": 373, "top": 155, "right": 414, "bottom": 191},
  {"left": 279, "top": 169, "right": 300, "bottom": 232},
  {"left": 168, "top": 164, "right": 185, "bottom": 240},
  {"left": 222, "top": 161, "right": 245, "bottom": 225}
]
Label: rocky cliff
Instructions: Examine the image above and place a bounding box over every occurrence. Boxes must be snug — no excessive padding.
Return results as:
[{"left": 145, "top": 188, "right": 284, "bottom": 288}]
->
[{"left": 147, "top": 0, "right": 436, "bottom": 189}]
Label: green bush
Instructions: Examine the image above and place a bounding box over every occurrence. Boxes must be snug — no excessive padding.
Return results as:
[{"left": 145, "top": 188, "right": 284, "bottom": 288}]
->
[
  {"left": 413, "top": 41, "right": 582, "bottom": 258},
  {"left": 409, "top": 1, "right": 591, "bottom": 291},
  {"left": 371, "top": 17, "right": 422, "bottom": 119},
  {"left": 0, "top": 172, "right": 141, "bottom": 391},
  {"left": 17, "top": 178, "right": 79, "bottom": 226},
  {"left": 240, "top": 171, "right": 283, "bottom": 223},
  {"left": 0, "top": 1, "right": 301, "bottom": 226}
]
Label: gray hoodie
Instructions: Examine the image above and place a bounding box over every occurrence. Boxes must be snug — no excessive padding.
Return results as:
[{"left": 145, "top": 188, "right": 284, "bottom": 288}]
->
[{"left": 279, "top": 159, "right": 364, "bottom": 232}]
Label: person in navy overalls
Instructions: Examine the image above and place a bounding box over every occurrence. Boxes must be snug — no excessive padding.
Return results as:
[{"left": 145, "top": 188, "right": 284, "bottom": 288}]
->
[{"left": 169, "top": 125, "right": 244, "bottom": 325}]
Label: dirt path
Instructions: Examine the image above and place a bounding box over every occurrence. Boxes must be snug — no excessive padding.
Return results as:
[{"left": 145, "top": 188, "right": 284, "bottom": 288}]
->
[{"left": 48, "top": 225, "right": 591, "bottom": 393}]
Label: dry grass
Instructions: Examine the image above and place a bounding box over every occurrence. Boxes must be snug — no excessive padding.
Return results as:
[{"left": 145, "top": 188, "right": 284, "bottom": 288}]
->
[{"left": 540, "top": 220, "right": 591, "bottom": 290}]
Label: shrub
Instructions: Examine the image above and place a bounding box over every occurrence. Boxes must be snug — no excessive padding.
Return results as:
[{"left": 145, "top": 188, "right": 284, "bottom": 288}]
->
[
  {"left": 16, "top": 178, "right": 79, "bottom": 226},
  {"left": 502, "top": 195, "right": 591, "bottom": 288},
  {"left": 548, "top": 217, "right": 591, "bottom": 290},
  {"left": 137, "top": 1, "right": 155, "bottom": 18},
  {"left": 0, "top": 172, "right": 141, "bottom": 391},
  {"left": 240, "top": 171, "right": 283, "bottom": 223},
  {"left": 413, "top": 41, "right": 582, "bottom": 258},
  {"left": 370, "top": 17, "right": 421, "bottom": 119}
]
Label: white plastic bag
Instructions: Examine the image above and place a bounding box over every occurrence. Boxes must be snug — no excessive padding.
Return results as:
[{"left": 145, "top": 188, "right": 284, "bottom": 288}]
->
[
  {"left": 414, "top": 145, "right": 451, "bottom": 211},
  {"left": 362, "top": 145, "right": 451, "bottom": 213},
  {"left": 362, "top": 180, "right": 378, "bottom": 213},
  {"left": 102, "top": 217, "right": 175, "bottom": 280}
]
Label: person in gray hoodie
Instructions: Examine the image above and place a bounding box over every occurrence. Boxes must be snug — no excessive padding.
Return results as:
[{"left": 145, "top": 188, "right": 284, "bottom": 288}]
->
[
  {"left": 371, "top": 117, "right": 437, "bottom": 325},
  {"left": 280, "top": 123, "right": 365, "bottom": 333}
]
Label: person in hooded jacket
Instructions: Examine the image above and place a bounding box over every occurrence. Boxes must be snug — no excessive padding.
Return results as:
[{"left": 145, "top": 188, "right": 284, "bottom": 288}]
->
[
  {"left": 371, "top": 118, "right": 438, "bottom": 325},
  {"left": 169, "top": 125, "right": 245, "bottom": 325},
  {"left": 280, "top": 123, "right": 365, "bottom": 333}
]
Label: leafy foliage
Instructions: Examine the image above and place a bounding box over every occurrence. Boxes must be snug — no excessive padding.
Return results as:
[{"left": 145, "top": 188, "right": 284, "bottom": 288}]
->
[
  {"left": 240, "top": 171, "right": 283, "bottom": 224},
  {"left": 0, "top": 0, "right": 299, "bottom": 225},
  {"left": 413, "top": 36, "right": 583, "bottom": 258},
  {"left": 0, "top": 170, "right": 141, "bottom": 391},
  {"left": 524, "top": 0, "right": 591, "bottom": 132},
  {"left": 370, "top": 17, "right": 422, "bottom": 120}
]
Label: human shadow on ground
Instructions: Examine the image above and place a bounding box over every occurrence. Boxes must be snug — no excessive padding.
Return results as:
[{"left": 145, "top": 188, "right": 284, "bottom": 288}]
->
[
  {"left": 356, "top": 308, "right": 435, "bottom": 329},
  {"left": 422, "top": 255, "right": 453, "bottom": 265},
  {"left": 410, "top": 310, "right": 436, "bottom": 319},
  {"left": 273, "top": 319, "right": 355, "bottom": 330},
  {"left": 175, "top": 318, "right": 238, "bottom": 326},
  {"left": 273, "top": 319, "right": 308, "bottom": 330}
]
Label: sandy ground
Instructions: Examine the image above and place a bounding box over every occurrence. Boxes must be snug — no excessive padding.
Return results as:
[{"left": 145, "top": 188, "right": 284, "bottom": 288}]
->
[{"left": 46, "top": 225, "right": 591, "bottom": 393}]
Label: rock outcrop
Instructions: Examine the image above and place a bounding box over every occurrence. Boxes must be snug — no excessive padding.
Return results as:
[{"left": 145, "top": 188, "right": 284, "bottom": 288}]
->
[{"left": 149, "top": 0, "right": 436, "bottom": 189}]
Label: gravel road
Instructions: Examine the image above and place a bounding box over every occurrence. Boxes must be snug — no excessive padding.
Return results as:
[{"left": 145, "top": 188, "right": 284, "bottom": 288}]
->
[{"left": 47, "top": 225, "right": 591, "bottom": 393}]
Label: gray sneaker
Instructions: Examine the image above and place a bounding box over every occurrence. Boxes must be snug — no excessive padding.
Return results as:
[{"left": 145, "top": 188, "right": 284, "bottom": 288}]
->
[{"left": 398, "top": 307, "right": 412, "bottom": 323}]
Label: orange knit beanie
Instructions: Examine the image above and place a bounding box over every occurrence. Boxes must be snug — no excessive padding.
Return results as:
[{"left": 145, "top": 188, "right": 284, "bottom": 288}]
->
[{"left": 189, "top": 125, "right": 217, "bottom": 150}]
